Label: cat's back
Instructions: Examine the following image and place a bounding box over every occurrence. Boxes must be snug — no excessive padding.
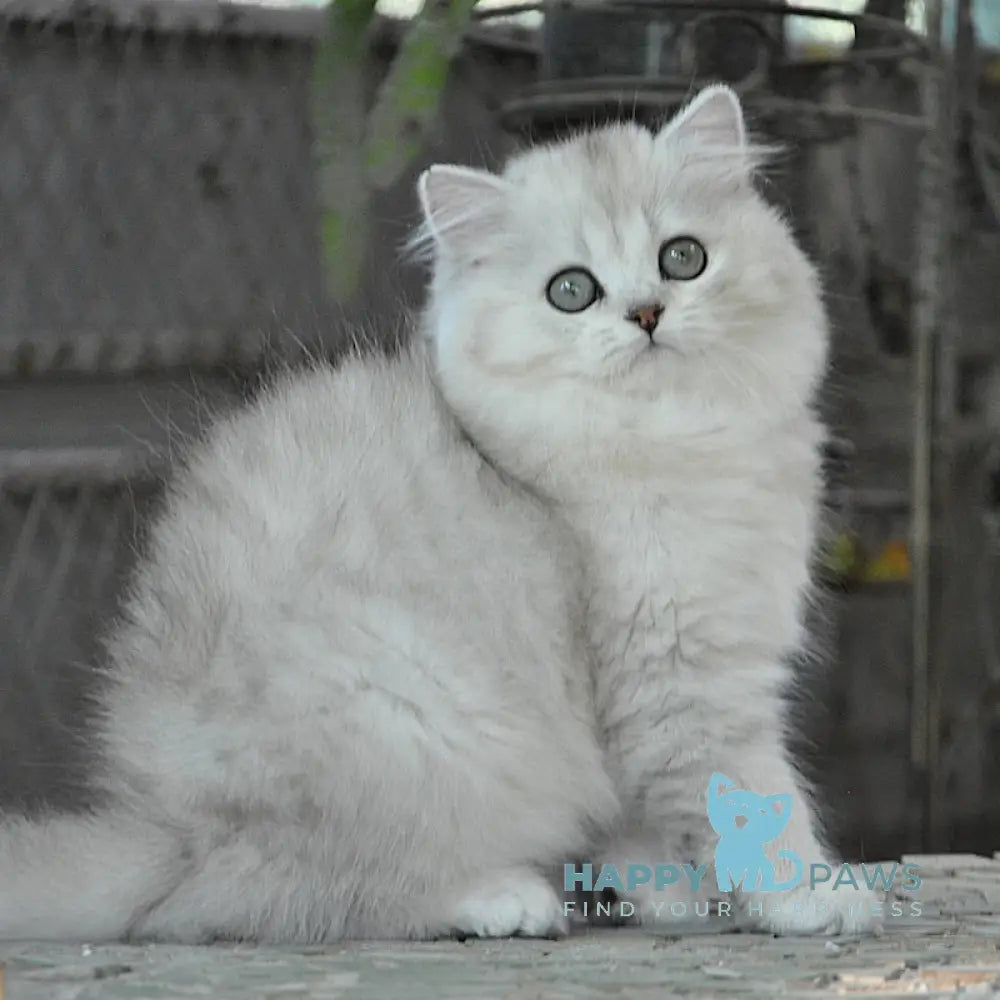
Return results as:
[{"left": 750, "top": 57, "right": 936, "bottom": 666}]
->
[
  {"left": 144, "top": 341, "right": 534, "bottom": 579},
  {"left": 104, "top": 339, "right": 585, "bottom": 715},
  {"left": 174, "top": 340, "right": 481, "bottom": 565}
]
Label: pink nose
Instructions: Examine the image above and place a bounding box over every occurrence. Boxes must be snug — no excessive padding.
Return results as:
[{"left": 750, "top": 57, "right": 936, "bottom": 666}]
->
[{"left": 626, "top": 303, "right": 664, "bottom": 334}]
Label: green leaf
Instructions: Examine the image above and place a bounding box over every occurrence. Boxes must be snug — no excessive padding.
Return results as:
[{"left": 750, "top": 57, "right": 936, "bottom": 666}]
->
[
  {"left": 365, "top": 0, "right": 478, "bottom": 190},
  {"left": 312, "top": 0, "right": 378, "bottom": 300}
]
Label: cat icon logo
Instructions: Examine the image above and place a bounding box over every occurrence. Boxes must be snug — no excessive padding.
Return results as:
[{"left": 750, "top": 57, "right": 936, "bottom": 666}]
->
[{"left": 707, "top": 773, "right": 804, "bottom": 893}]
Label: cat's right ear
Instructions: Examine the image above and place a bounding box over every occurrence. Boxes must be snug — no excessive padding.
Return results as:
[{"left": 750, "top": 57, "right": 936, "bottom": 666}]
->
[
  {"left": 416, "top": 165, "right": 508, "bottom": 261},
  {"left": 659, "top": 85, "right": 746, "bottom": 150}
]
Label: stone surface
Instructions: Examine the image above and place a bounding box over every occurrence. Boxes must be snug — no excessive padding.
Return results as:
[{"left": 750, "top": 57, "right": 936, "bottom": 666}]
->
[{"left": 2, "top": 855, "right": 999, "bottom": 999}]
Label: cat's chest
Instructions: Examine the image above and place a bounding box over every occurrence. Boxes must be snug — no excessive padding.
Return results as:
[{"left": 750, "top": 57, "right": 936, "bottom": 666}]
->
[
  {"left": 578, "top": 491, "right": 759, "bottom": 594},
  {"left": 578, "top": 509, "right": 699, "bottom": 659},
  {"left": 572, "top": 483, "right": 811, "bottom": 667}
]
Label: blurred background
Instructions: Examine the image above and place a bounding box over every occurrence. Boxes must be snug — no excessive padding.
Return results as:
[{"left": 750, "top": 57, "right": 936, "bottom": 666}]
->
[{"left": 0, "top": 0, "right": 997, "bottom": 864}]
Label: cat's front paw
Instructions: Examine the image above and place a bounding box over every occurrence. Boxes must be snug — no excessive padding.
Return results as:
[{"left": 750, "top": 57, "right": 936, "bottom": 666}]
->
[
  {"left": 448, "top": 867, "right": 568, "bottom": 939},
  {"left": 751, "top": 879, "right": 884, "bottom": 936}
]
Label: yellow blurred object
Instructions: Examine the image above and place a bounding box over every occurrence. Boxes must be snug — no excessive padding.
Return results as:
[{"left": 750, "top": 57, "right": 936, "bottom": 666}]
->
[
  {"left": 821, "top": 534, "right": 911, "bottom": 585},
  {"left": 797, "top": 42, "right": 843, "bottom": 62},
  {"left": 864, "top": 540, "right": 912, "bottom": 583}
]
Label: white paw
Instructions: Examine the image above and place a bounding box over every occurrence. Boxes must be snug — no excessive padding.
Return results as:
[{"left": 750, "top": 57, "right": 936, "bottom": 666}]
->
[
  {"left": 449, "top": 869, "right": 567, "bottom": 939},
  {"left": 752, "top": 879, "right": 884, "bottom": 936}
]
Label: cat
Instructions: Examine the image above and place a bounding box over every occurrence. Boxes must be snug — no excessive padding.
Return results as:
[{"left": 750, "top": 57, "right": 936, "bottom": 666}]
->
[
  {"left": 708, "top": 773, "right": 803, "bottom": 893},
  {"left": 0, "top": 84, "right": 879, "bottom": 944}
]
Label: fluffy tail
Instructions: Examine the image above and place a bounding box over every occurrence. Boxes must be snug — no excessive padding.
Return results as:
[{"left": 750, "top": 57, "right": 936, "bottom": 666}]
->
[{"left": 0, "top": 809, "right": 178, "bottom": 941}]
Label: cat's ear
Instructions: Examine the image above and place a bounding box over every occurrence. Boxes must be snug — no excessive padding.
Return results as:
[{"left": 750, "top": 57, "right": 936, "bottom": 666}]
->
[
  {"left": 416, "top": 164, "right": 509, "bottom": 261},
  {"left": 656, "top": 85, "right": 746, "bottom": 150}
]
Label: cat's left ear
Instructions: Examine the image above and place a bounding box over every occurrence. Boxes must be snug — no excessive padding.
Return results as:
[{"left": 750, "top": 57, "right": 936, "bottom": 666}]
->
[
  {"left": 417, "top": 164, "right": 509, "bottom": 261},
  {"left": 655, "top": 85, "right": 746, "bottom": 150}
]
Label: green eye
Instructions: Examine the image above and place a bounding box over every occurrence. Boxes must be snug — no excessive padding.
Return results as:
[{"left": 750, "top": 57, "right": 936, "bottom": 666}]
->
[
  {"left": 546, "top": 267, "right": 603, "bottom": 313},
  {"left": 659, "top": 236, "right": 707, "bottom": 280}
]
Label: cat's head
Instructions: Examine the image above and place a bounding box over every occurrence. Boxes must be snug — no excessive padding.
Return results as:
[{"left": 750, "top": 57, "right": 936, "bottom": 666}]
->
[
  {"left": 415, "top": 86, "right": 827, "bottom": 493},
  {"left": 706, "top": 772, "right": 792, "bottom": 843}
]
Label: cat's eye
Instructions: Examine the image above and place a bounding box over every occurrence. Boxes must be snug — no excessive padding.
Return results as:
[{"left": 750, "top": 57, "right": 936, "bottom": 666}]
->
[
  {"left": 546, "top": 267, "right": 603, "bottom": 313},
  {"left": 659, "top": 237, "right": 707, "bottom": 281}
]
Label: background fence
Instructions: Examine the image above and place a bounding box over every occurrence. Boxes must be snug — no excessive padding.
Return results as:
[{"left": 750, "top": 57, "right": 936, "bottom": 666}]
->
[{"left": 0, "top": 0, "right": 998, "bottom": 860}]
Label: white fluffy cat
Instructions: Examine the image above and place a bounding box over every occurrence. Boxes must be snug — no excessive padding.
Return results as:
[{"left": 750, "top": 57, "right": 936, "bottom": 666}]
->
[{"left": 0, "top": 85, "right": 878, "bottom": 943}]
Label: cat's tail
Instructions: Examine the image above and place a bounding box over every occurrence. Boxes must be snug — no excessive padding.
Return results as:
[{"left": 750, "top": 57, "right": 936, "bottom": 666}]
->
[
  {"left": 771, "top": 850, "right": 805, "bottom": 892},
  {"left": 0, "top": 809, "right": 180, "bottom": 941}
]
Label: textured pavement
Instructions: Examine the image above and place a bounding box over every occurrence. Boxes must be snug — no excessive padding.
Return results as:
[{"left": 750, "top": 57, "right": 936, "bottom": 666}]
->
[{"left": 2, "top": 855, "right": 999, "bottom": 999}]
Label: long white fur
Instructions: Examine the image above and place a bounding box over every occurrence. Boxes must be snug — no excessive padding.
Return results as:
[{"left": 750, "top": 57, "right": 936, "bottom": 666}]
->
[
  {"left": 0, "top": 347, "right": 614, "bottom": 942},
  {"left": 0, "top": 85, "right": 877, "bottom": 942}
]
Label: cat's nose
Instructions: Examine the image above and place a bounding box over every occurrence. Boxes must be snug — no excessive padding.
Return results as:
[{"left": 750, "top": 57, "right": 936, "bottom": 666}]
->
[
  {"left": 626, "top": 303, "right": 664, "bottom": 335},
  {"left": 735, "top": 815, "right": 748, "bottom": 830}
]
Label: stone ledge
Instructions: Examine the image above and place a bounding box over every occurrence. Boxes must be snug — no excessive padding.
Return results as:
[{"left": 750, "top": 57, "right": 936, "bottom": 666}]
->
[{"left": 2, "top": 854, "right": 999, "bottom": 1000}]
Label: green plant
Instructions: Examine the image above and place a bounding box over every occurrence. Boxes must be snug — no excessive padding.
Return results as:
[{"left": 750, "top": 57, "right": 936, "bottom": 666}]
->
[{"left": 312, "top": 0, "right": 478, "bottom": 301}]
